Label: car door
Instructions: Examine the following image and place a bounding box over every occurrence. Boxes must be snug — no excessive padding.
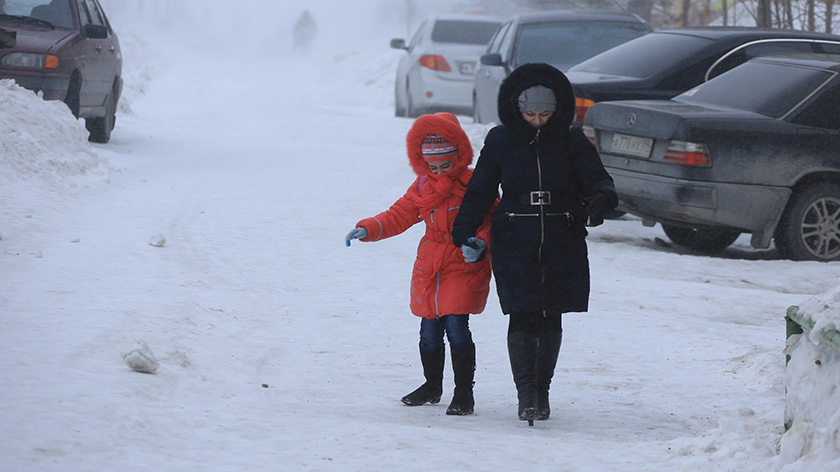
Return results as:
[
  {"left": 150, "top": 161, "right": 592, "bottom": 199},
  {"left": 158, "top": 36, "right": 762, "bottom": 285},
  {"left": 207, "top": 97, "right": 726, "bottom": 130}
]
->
[
  {"left": 74, "top": 0, "right": 113, "bottom": 109},
  {"left": 474, "top": 20, "right": 514, "bottom": 123}
]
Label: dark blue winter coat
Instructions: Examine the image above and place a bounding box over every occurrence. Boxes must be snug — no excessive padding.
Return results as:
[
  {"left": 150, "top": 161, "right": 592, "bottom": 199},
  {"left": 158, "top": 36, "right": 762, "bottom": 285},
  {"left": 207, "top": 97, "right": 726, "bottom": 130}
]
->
[{"left": 451, "top": 63, "right": 617, "bottom": 315}]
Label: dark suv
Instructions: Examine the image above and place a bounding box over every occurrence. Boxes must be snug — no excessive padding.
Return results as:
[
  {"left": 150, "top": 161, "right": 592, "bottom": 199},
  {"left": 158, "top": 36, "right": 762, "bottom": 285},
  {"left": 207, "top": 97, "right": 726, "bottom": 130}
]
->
[{"left": 0, "top": 0, "right": 122, "bottom": 142}]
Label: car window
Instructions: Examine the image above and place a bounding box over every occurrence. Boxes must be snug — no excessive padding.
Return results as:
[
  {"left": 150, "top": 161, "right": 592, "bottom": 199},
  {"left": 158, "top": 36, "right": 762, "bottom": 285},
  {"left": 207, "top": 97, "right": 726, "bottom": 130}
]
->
[
  {"left": 818, "top": 42, "right": 840, "bottom": 54},
  {"left": 569, "top": 32, "right": 713, "bottom": 78},
  {"left": 74, "top": 0, "right": 90, "bottom": 24},
  {"left": 431, "top": 20, "right": 500, "bottom": 45},
  {"left": 498, "top": 19, "right": 517, "bottom": 60},
  {"left": 708, "top": 42, "right": 815, "bottom": 80},
  {"left": 82, "top": 0, "right": 104, "bottom": 26},
  {"left": 512, "top": 21, "right": 649, "bottom": 70},
  {"left": 676, "top": 60, "right": 834, "bottom": 118},
  {"left": 408, "top": 20, "right": 426, "bottom": 51},
  {"left": 7, "top": 0, "right": 74, "bottom": 29},
  {"left": 790, "top": 81, "right": 840, "bottom": 130},
  {"left": 488, "top": 21, "right": 511, "bottom": 53}
]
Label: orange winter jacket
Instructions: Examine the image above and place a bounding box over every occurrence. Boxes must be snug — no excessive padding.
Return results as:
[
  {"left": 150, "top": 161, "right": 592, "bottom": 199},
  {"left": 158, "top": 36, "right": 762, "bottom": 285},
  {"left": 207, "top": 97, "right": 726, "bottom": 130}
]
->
[{"left": 356, "top": 113, "right": 495, "bottom": 319}]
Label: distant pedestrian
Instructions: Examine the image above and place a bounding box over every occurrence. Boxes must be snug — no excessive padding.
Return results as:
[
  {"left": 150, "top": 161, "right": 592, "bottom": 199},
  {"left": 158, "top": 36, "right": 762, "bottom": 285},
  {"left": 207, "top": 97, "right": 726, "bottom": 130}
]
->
[
  {"left": 345, "top": 113, "right": 495, "bottom": 415},
  {"left": 452, "top": 63, "right": 617, "bottom": 424},
  {"left": 293, "top": 10, "right": 317, "bottom": 52}
]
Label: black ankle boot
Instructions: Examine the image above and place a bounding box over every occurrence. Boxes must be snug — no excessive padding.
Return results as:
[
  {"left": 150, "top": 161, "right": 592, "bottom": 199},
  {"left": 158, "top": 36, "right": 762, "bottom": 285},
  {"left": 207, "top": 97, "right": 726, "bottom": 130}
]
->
[
  {"left": 401, "top": 344, "right": 445, "bottom": 406},
  {"left": 446, "top": 344, "right": 475, "bottom": 416},
  {"left": 535, "top": 330, "right": 562, "bottom": 420},
  {"left": 508, "top": 331, "right": 539, "bottom": 422}
]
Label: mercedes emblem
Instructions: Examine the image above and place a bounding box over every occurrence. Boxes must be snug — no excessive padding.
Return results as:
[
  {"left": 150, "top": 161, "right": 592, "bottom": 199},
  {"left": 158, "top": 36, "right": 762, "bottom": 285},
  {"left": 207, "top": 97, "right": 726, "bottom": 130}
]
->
[{"left": 626, "top": 113, "right": 637, "bottom": 128}]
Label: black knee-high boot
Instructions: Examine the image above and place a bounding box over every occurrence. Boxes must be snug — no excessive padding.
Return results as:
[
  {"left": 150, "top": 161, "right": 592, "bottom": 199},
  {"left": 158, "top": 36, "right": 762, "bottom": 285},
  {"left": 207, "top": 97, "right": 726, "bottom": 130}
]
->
[
  {"left": 446, "top": 343, "right": 476, "bottom": 415},
  {"left": 535, "top": 330, "right": 562, "bottom": 420},
  {"left": 508, "top": 331, "right": 539, "bottom": 422},
  {"left": 401, "top": 344, "right": 445, "bottom": 406}
]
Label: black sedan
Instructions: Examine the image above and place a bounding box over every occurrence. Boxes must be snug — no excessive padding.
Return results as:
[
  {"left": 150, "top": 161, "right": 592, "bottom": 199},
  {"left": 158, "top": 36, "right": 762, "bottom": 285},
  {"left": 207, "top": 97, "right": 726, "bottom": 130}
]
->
[
  {"left": 567, "top": 27, "right": 840, "bottom": 126},
  {"left": 583, "top": 54, "right": 840, "bottom": 261},
  {"left": 0, "top": 0, "right": 122, "bottom": 143}
]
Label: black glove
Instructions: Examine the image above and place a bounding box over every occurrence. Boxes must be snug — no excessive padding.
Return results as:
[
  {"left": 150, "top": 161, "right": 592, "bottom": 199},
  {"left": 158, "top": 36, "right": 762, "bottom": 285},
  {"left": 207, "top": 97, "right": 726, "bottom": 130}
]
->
[{"left": 584, "top": 192, "right": 610, "bottom": 226}]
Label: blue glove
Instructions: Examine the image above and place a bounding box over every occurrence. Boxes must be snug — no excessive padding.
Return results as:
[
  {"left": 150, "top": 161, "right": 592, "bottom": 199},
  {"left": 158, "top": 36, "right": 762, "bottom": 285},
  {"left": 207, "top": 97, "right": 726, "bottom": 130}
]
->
[
  {"left": 461, "top": 237, "right": 487, "bottom": 263},
  {"left": 345, "top": 227, "right": 367, "bottom": 247}
]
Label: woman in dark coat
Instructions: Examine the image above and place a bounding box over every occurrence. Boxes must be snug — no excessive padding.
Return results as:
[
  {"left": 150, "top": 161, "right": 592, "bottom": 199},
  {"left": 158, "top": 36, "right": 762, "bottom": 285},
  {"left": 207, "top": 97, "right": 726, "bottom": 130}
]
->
[{"left": 451, "top": 63, "right": 617, "bottom": 424}]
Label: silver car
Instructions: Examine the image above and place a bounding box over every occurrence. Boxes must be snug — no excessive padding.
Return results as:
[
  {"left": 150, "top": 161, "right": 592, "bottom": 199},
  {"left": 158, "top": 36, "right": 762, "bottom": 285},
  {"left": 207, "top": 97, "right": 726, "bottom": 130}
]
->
[
  {"left": 472, "top": 10, "right": 651, "bottom": 124},
  {"left": 391, "top": 14, "right": 501, "bottom": 118}
]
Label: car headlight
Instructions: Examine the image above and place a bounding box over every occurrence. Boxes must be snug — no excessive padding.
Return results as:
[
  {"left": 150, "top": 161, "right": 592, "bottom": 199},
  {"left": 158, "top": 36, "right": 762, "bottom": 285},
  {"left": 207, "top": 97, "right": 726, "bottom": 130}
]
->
[{"left": 1, "top": 52, "right": 59, "bottom": 69}]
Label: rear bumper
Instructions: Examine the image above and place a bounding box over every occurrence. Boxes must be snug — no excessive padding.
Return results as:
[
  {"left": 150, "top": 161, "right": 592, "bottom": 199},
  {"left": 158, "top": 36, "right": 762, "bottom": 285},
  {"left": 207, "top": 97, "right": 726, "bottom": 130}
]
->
[
  {"left": 411, "top": 69, "right": 474, "bottom": 111},
  {"left": 607, "top": 166, "right": 791, "bottom": 235}
]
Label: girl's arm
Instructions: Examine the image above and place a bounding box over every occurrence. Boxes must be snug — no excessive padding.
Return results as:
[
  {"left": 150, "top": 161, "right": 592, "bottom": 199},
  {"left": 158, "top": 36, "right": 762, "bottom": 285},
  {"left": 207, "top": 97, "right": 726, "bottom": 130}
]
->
[{"left": 355, "top": 181, "right": 422, "bottom": 242}]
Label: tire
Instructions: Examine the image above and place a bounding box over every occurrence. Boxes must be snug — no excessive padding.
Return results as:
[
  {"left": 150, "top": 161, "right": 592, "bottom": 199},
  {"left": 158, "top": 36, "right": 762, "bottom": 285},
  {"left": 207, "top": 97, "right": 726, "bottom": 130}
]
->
[
  {"left": 774, "top": 182, "right": 840, "bottom": 261},
  {"left": 64, "top": 72, "right": 81, "bottom": 118},
  {"left": 472, "top": 95, "right": 481, "bottom": 124},
  {"left": 406, "top": 83, "right": 421, "bottom": 118},
  {"left": 86, "top": 85, "right": 117, "bottom": 144},
  {"left": 662, "top": 224, "right": 740, "bottom": 253},
  {"left": 394, "top": 83, "right": 407, "bottom": 117}
]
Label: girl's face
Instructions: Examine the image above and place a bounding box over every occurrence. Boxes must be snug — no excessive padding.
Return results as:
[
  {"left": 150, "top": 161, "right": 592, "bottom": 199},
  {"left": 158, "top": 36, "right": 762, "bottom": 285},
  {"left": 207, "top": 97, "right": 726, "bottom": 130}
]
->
[
  {"left": 427, "top": 159, "right": 454, "bottom": 175},
  {"left": 522, "top": 110, "right": 554, "bottom": 128}
]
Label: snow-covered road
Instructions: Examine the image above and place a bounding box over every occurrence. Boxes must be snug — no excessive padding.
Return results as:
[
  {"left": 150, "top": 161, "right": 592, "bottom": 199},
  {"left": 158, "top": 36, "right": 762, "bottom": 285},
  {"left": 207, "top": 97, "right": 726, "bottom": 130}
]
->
[{"left": 2, "top": 5, "right": 840, "bottom": 470}]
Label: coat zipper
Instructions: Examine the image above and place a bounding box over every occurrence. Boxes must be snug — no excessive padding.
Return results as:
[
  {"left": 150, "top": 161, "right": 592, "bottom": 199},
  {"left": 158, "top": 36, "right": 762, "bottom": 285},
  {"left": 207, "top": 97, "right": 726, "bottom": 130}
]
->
[{"left": 532, "top": 129, "right": 547, "bottom": 318}]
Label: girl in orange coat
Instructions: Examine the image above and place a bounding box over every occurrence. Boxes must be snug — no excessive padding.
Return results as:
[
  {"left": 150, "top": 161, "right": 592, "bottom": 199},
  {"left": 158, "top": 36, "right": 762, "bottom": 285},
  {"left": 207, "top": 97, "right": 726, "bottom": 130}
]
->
[{"left": 344, "top": 113, "right": 494, "bottom": 415}]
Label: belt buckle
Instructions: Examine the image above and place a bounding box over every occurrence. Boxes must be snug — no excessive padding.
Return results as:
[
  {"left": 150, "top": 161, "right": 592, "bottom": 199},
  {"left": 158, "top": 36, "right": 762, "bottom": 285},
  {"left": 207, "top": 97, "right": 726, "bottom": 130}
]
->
[{"left": 530, "top": 191, "right": 551, "bottom": 206}]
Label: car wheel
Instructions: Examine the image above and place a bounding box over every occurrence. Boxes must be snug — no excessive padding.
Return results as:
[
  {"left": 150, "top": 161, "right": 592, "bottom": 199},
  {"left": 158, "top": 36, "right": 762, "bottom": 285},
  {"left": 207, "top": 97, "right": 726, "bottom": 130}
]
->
[
  {"left": 775, "top": 182, "right": 840, "bottom": 261},
  {"left": 406, "top": 83, "right": 421, "bottom": 118},
  {"left": 661, "top": 224, "right": 741, "bottom": 253},
  {"left": 394, "top": 83, "right": 407, "bottom": 117},
  {"left": 472, "top": 94, "right": 481, "bottom": 123},
  {"left": 86, "top": 85, "right": 116, "bottom": 143},
  {"left": 64, "top": 72, "right": 81, "bottom": 118}
]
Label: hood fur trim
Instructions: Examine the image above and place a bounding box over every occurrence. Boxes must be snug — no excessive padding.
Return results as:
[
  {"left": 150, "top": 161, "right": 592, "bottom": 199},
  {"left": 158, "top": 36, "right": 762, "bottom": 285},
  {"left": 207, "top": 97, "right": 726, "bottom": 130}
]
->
[{"left": 406, "top": 113, "right": 473, "bottom": 176}]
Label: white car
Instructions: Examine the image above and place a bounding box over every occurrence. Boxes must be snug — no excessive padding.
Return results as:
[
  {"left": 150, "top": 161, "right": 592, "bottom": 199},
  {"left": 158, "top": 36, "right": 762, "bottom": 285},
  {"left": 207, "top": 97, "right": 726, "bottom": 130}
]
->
[
  {"left": 391, "top": 14, "right": 501, "bottom": 118},
  {"left": 472, "top": 10, "right": 651, "bottom": 125}
]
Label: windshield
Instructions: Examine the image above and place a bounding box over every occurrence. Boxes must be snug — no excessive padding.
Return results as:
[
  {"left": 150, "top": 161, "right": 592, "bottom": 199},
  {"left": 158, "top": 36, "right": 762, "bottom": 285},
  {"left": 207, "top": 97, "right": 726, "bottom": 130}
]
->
[
  {"left": 675, "top": 60, "right": 834, "bottom": 118},
  {"left": 514, "top": 21, "right": 650, "bottom": 70},
  {"left": 569, "top": 32, "right": 713, "bottom": 78},
  {"left": 1, "top": 0, "right": 74, "bottom": 29},
  {"left": 431, "top": 20, "right": 501, "bottom": 45}
]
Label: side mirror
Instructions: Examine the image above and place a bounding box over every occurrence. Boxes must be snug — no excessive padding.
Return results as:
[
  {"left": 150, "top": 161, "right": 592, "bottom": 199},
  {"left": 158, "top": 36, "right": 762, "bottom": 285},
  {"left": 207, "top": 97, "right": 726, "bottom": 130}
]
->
[
  {"left": 480, "top": 53, "right": 503, "bottom": 66},
  {"left": 0, "top": 28, "right": 16, "bottom": 48},
  {"left": 84, "top": 24, "right": 108, "bottom": 40},
  {"left": 390, "top": 38, "right": 406, "bottom": 50}
]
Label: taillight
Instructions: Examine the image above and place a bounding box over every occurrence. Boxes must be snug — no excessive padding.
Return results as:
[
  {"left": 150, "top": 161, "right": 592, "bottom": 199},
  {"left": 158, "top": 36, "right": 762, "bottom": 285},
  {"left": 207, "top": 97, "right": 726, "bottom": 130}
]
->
[
  {"left": 418, "top": 55, "right": 451, "bottom": 72},
  {"left": 664, "top": 140, "right": 711, "bottom": 167},
  {"left": 582, "top": 125, "right": 597, "bottom": 149},
  {"left": 573, "top": 97, "right": 595, "bottom": 125}
]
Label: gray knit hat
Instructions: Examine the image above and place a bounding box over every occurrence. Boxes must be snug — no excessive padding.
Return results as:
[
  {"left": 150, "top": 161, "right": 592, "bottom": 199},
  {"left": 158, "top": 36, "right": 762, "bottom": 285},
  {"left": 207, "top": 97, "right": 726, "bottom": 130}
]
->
[{"left": 517, "top": 85, "right": 557, "bottom": 112}]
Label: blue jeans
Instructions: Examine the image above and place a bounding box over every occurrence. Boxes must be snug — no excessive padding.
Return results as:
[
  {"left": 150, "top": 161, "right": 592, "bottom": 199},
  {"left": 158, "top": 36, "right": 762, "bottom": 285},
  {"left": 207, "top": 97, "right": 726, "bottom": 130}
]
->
[{"left": 419, "top": 314, "right": 472, "bottom": 352}]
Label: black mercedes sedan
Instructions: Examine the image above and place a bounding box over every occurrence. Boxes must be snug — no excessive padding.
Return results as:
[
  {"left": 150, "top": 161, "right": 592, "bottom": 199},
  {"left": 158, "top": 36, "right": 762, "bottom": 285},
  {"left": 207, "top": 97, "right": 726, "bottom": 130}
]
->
[
  {"left": 583, "top": 54, "right": 840, "bottom": 261},
  {"left": 567, "top": 28, "right": 840, "bottom": 126}
]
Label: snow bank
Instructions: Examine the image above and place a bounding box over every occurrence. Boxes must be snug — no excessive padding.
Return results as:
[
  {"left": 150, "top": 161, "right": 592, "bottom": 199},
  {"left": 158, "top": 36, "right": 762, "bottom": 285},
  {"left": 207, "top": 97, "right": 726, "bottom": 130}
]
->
[
  {"left": 779, "top": 282, "right": 840, "bottom": 471},
  {"left": 0, "top": 79, "right": 110, "bottom": 188}
]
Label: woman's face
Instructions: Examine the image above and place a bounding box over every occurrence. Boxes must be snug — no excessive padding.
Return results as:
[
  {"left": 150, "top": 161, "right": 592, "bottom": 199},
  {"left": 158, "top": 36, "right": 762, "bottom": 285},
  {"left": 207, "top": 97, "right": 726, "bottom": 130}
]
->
[
  {"left": 522, "top": 110, "right": 553, "bottom": 128},
  {"left": 427, "top": 159, "right": 454, "bottom": 175}
]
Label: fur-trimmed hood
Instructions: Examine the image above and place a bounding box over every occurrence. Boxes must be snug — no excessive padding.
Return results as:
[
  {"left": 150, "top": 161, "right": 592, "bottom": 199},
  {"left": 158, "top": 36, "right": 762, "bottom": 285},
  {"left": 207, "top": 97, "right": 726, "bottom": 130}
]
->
[
  {"left": 406, "top": 113, "right": 473, "bottom": 176},
  {"left": 497, "top": 63, "right": 576, "bottom": 143}
]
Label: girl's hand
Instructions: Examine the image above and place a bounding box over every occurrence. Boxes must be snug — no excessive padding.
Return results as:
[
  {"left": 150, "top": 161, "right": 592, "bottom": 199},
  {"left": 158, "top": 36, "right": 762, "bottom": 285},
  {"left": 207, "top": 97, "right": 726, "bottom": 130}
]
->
[{"left": 345, "top": 227, "right": 367, "bottom": 247}]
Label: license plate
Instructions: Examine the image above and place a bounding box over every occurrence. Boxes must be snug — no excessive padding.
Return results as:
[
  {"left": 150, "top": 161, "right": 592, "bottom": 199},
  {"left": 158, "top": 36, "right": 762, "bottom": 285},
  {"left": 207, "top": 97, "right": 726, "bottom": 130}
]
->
[{"left": 610, "top": 133, "right": 653, "bottom": 158}]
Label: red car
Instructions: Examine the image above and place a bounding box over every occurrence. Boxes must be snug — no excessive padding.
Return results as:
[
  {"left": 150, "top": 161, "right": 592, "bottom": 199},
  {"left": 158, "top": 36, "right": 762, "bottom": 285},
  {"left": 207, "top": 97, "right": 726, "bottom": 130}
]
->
[{"left": 0, "top": 0, "right": 122, "bottom": 143}]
